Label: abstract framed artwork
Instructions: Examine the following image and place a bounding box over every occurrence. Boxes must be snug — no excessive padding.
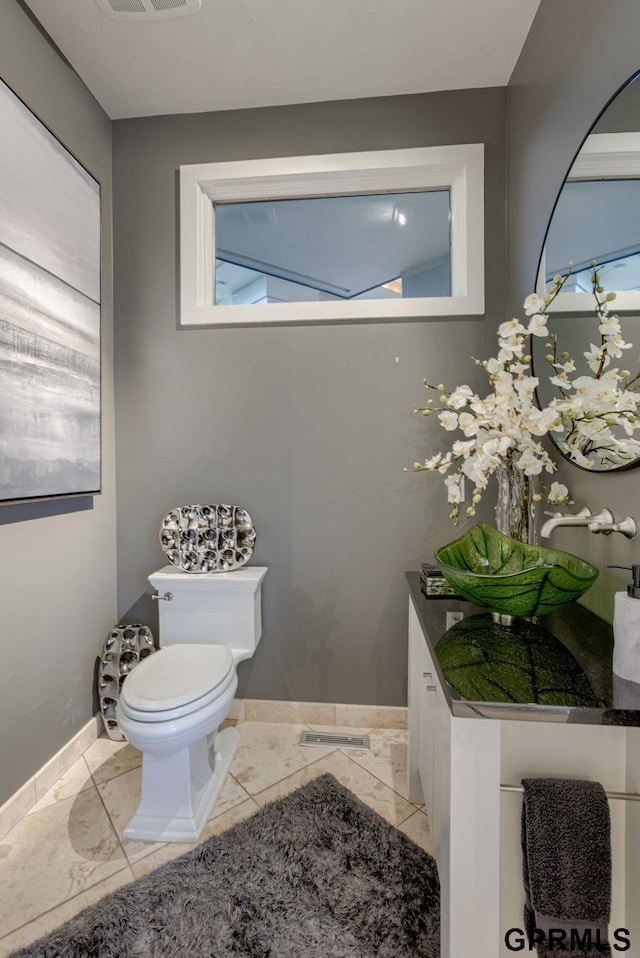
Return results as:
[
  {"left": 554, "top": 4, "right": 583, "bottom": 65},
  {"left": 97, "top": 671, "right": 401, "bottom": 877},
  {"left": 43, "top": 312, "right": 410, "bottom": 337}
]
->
[{"left": 0, "top": 77, "right": 101, "bottom": 503}]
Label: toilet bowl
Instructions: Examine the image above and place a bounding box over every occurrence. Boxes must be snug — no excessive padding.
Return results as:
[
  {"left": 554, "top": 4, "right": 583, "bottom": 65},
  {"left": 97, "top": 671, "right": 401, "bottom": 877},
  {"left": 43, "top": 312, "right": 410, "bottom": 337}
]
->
[{"left": 116, "top": 565, "right": 267, "bottom": 843}]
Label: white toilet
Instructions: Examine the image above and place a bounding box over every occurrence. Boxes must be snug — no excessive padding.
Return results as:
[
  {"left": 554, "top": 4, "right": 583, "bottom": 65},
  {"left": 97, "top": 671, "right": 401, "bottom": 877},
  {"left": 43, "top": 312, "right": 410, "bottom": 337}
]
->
[{"left": 116, "top": 564, "right": 267, "bottom": 843}]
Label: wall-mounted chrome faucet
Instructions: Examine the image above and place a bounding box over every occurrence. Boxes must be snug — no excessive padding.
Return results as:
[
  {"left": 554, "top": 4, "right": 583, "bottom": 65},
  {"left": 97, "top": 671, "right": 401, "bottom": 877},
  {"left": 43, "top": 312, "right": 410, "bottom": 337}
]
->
[{"left": 540, "top": 507, "right": 637, "bottom": 539}]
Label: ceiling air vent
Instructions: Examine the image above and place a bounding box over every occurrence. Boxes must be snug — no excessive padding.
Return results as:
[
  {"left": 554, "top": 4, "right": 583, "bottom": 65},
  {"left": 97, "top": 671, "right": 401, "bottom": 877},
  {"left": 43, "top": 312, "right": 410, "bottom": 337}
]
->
[{"left": 94, "top": 0, "right": 201, "bottom": 20}]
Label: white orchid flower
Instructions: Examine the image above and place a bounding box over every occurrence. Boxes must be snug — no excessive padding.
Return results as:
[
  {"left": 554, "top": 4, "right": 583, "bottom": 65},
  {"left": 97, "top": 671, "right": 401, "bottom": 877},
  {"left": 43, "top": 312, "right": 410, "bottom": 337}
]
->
[
  {"left": 447, "top": 385, "right": 474, "bottom": 409},
  {"left": 572, "top": 371, "right": 620, "bottom": 403},
  {"left": 438, "top": 410, "right": 458, "bottom": 431},
  {"left": 563, "top": 446, "right": 594, "bottom": 469},
  {"left": 460, "top": 455, "right": 489, "bottom": 487},
  {"left": 497, "top": 337, "right": 525, "bottom": 363},
  {"left": 516, "top": 449, "right": 545, "bottom": 476},
  {"left": 499, "top": 319, "right": 527, "bottom": 339},
  {"left": 523, "top": 293, "right": 546, "bottom": 316},
  {"left": 605, "top": 334, "right": 632, "bottom": 359},
  {"left": 599, "top": 319, "right": 621, "bottom": 335},
  {"left": 553, "top": 359, "right": 576, "bottom": 373},
  {"left": 452, "top": 439, "right": 476, "bottom": 457},
  {"left": 514, "top": 375, "right": 539, "bottom": 398},
  {"left": 458, "top": 412, "right": 478, "bottom": 436},
  {"left": 479, "top": 438, "right": 505, "bottom": 464},
  {"left": 444, "top": 475, "right": 464, "bottom": 503},
  {"left": 534, "top": 407, "right": 563, "bottom": 433},
  {"left": 547, "top": 482, "right": 570, "bottom": 505},
  {"left": 527, "top": 315, "right": 548, "bottom": 337},
  {"left": 584, "top": 343, "right": 605, "bottom": 372},
  {"left": 493, "top": 371, "right": 514, "bottom": 396},
  {"left": 413, "top": 268, "right": 640, "bottom": 524}
]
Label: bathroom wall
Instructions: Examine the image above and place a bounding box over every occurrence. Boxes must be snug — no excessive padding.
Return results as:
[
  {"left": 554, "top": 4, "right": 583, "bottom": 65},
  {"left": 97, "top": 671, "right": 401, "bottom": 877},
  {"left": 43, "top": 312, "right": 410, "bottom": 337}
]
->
[
  {"left": 0, "top": 1, "right": 116, "bottom": 805},
  {"left": 112, "top": 89, "right": 504, "bottom": 707},
  {"left": 506, "top": 0, "right": 640, "bottom": 621}
]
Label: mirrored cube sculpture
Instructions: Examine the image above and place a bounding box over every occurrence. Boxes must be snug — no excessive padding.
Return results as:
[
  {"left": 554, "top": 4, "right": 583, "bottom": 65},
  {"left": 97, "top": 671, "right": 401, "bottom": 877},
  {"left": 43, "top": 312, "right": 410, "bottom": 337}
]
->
[
  {"left": 98, "top": 624, "right": 156, "bottom": 740},
  {"left": 159, "top": 504, "right": 256, "bottom": 573}
]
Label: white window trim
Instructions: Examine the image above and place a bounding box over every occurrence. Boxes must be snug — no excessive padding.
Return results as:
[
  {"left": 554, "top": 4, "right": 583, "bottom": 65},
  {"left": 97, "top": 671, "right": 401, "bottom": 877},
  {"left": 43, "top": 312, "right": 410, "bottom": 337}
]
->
[
  {"left": 539, "top": 132, "right": 640, "bottom": 313},
  {"left": 179, "top": 145, "right": 485, "bottom": 327}
]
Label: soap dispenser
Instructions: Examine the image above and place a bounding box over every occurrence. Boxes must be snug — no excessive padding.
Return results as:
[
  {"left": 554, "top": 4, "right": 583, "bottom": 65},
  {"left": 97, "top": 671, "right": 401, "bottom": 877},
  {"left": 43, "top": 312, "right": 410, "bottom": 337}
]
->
[{"left": 609, "top": 564, "right": 640, "bottom": 682}]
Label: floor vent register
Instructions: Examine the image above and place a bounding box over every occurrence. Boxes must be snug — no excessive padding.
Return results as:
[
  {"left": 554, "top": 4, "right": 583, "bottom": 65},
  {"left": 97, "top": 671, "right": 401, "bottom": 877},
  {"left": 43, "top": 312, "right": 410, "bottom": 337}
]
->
[{"left": 299, "top": 731, "right": 370, "bottom": 750}]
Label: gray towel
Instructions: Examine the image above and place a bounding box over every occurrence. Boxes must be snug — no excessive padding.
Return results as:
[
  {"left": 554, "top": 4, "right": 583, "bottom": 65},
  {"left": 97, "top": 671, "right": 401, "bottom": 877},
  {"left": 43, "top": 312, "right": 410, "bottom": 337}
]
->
[{"left": 521, "top": 778, "right": 611, "bottom": 957}]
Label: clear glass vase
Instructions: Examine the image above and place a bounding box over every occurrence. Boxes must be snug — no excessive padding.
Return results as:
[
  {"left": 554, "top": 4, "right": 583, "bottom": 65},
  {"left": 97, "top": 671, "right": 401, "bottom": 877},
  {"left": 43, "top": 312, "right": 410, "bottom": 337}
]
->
[{"left": 494, "top": 461, "right": 537, "bottom": 545}]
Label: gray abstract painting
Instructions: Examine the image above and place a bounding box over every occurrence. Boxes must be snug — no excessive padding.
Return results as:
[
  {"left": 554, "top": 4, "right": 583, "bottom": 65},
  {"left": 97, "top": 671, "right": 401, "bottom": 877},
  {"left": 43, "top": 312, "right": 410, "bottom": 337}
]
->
[{"left": 0, "top": 79, "right": 100, "bottom": 502}]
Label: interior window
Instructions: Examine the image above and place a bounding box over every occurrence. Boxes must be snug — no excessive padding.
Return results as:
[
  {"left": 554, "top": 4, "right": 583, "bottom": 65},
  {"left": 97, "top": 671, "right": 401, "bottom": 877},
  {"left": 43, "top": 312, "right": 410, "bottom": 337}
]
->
[
  {"left": 179, "top": 145, "right": 484, "bottom": 326},
  {"left": 214, "top": 190, "right": 451, "bottom": 306}
]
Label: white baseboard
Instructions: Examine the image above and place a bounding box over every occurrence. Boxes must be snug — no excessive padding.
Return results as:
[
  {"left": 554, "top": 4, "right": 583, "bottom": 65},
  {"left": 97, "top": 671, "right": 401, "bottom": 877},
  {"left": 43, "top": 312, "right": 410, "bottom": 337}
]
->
[
  {"left": 0, "top": 714, "right": 102, "bottom": 842},
  {"left": 231, "top": 698, "right": 407, "bottom": 729}
]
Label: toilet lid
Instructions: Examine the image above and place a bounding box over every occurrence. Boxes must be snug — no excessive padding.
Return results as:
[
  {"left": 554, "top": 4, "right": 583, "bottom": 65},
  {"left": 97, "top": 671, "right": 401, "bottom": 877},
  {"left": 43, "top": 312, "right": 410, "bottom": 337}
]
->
[{"left": 121, "top": 644, "right": 234, "bottom": 712}]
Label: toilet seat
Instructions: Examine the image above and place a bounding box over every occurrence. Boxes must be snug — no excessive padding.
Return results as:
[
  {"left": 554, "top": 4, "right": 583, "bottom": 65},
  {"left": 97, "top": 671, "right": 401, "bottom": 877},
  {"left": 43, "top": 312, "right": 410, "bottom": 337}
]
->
[{"left": 119, "top": 644, "right": 235, "bottom": 723}]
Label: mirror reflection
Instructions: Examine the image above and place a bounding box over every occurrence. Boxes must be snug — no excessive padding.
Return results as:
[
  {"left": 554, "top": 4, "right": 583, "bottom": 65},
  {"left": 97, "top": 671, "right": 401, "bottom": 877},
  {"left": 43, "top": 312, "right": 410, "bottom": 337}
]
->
[
  {"left": 534, "top": 72, "right": 640, "bottom": 472},
  {"left": 534, "top": 267, "right": 640, "bottom": 470},
  {"left": 541, "top": 71, "right": 640, "bottom": 303},
  {"left": 545, "top": 179, "right": 640, "bottom": 293}
]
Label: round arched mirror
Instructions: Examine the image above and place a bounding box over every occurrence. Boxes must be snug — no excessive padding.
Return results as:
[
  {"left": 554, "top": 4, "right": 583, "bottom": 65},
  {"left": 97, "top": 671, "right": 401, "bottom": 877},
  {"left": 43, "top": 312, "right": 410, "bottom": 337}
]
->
[{"left": 532, "top": 71, "right": 640, "bottom": 472}]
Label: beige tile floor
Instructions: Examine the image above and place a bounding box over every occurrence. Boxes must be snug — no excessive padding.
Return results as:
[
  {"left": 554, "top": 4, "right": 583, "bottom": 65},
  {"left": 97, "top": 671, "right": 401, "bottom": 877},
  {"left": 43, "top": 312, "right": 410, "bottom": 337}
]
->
[{"left": 0, "top": 720, "right": 433, "bottom": 956}]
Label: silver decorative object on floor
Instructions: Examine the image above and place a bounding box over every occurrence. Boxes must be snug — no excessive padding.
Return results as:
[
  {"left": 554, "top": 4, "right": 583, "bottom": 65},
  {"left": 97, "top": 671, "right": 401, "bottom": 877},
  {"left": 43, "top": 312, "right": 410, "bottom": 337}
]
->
[
  {"left": 98, "top": 625, "right": 156, "bottom": 741},
  {"left": 159, "top": 504, "right": 256, "bottom": 573}
]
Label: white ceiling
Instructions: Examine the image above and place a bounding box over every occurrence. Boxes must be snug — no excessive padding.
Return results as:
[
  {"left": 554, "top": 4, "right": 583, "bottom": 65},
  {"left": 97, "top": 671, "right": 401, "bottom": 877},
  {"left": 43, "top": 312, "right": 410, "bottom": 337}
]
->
[{"left": 24, "top": 0, "right": 541, "bottom": 120}]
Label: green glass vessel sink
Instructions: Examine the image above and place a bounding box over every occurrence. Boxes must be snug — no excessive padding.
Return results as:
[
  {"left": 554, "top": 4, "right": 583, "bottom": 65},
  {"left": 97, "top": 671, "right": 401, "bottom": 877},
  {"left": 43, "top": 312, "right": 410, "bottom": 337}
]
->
[{"left": 435, "top": 523, "right": 599, "bottom": 618}]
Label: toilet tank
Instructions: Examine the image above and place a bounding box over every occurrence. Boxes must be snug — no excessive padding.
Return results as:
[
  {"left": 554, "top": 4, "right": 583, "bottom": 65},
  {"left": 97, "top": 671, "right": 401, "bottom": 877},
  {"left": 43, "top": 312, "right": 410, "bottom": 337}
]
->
[{"left": 148, "top": 565, "right": 267, "bottom": 660}]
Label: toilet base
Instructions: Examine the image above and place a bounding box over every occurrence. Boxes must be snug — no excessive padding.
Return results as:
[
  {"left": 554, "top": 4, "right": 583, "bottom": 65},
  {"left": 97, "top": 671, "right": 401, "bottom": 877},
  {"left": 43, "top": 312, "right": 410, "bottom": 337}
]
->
[{"left": 124, "top": 725, "right": 240, "bottom": 843}]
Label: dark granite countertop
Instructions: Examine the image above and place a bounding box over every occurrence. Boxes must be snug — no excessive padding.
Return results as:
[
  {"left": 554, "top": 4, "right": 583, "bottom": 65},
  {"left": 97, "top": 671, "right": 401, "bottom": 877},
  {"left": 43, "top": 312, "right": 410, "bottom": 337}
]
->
[{"left": 407, "top": 572, "right": 640, "bottom": 726}]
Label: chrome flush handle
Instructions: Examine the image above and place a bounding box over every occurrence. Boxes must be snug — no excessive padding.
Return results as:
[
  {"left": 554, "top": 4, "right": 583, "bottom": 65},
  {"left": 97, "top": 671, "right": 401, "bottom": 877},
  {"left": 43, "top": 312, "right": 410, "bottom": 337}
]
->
[{"left": 151, "top": 591, "right": 173, "bottom": 601}]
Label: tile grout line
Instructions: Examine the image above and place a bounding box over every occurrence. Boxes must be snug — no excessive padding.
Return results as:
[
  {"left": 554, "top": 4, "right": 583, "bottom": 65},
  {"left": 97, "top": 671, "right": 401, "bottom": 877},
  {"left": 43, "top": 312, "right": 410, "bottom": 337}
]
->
[
  {"left": 303, "top": 724, "right": 401, "bottom": 787},
  {"left": 81, "top": 736, "right": 424, "bottom": 823},
  {"left": 0, "top": 723, "right": 418, "bottom": 947},
  {"left": 287, "top": 724, "right": 420, "bottom": 817},
  {"left": 337, "top": 745, "right": 421, "bottom": 825},
  {"left": 0, "top": 861, "right": 137, "bottom": 945},
  {"left": 81, "top": 747, "right": 172, "bottom": 870},
  {"left": 341, "top": 746, "right": 411, "bottom": 797},
  {"left": 248, "top": 748, "right": 342, "bottom": 803},
  {"left": 84, "top": 752, "right": 143, "bottom": 866},
  {"left": 226, "top": 771, "right": 256, "bottom": 805},
  {"left": 85, "top": 753, "right": 142, "bottom": 790},
  {"left": 20, "top": 730, "right": 418, "bottom": 832},
  {"left": 245, "top": 743, "right": 419, "bottom": 828}
]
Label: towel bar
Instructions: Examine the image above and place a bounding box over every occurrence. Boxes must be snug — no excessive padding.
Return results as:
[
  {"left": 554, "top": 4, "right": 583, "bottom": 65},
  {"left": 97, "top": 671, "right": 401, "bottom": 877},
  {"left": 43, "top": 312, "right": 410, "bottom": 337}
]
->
[{"left": 501, "top": 783, "right": 640, "bottom": 802}]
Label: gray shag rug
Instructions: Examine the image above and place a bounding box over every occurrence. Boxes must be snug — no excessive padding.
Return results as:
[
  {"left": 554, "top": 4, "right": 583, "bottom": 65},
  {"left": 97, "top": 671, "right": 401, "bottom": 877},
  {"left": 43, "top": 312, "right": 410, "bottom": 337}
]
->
[{"left": 11, "top": 773, "right": 440, "bottom": 958}]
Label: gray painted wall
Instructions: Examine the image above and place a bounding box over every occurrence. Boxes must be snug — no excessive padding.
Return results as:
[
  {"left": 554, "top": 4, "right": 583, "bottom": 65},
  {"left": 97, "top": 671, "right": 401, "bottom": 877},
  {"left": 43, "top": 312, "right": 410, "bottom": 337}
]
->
[
  {"left": 506, "top": 0, "right": 640, "bottom": 621},
  {"left": 112, "top": 89, "right": 504, "bottom": 706},
  {"left": 0, "top": 2, "right": 116, "bottom": 805}
]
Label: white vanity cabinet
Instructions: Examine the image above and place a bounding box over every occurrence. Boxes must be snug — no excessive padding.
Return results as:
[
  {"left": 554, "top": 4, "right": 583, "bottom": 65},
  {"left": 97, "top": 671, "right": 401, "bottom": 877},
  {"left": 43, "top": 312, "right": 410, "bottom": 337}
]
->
[
  {"left": 408, "top": 593, "right": 501, "bottom": 955},
  {"left": 408, "top": 613, "right": 435, "bottom": 809},
  {"left": 406, "top": 575, "right": 639, "bottom": 958},
  {"left": 407, "top": 609, "right": 450, "bottom": 859}
]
